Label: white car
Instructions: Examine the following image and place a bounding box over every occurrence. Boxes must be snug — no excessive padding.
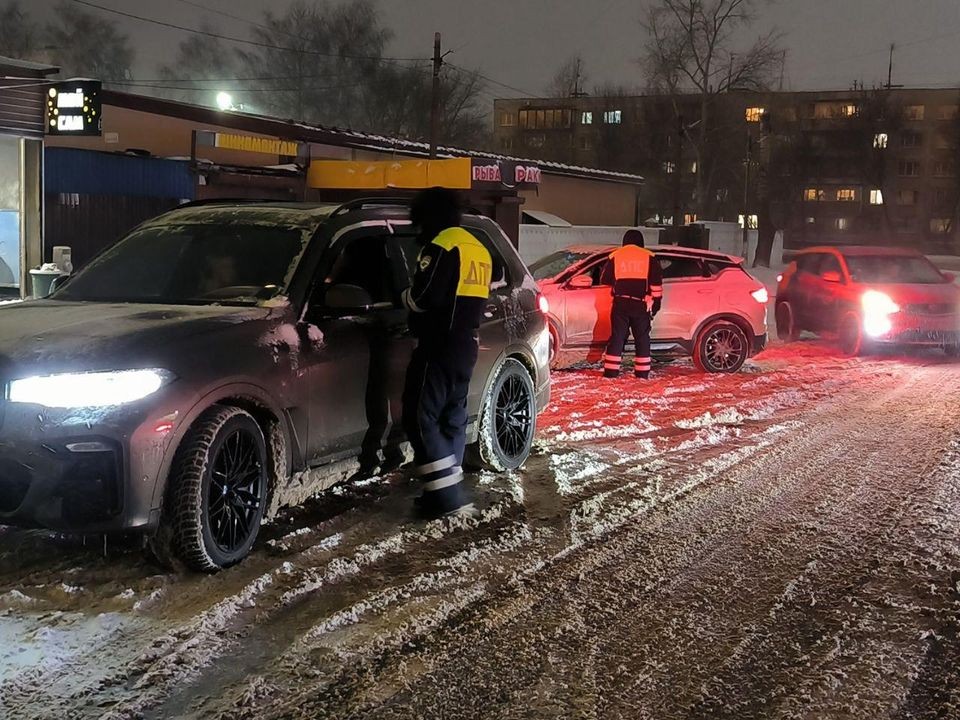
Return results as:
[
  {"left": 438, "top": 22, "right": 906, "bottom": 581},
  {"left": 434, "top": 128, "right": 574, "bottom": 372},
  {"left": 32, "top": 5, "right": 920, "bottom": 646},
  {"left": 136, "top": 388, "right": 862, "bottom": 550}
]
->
[{"left": 533, "top": 245, "right": 769, "bottom": 373}]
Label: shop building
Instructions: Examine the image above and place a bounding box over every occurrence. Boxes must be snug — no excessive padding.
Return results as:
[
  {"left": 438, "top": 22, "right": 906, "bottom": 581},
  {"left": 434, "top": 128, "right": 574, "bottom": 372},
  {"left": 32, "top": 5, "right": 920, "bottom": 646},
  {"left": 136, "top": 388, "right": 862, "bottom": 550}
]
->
[{"left": 43, "top": 90, "right": 642, "bottom": 271}]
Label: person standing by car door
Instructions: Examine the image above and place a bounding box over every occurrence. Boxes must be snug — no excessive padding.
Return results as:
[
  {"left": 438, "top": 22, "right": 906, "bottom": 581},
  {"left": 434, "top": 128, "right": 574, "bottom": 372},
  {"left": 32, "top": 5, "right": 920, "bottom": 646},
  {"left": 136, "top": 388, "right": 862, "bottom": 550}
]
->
[
  {"left": 401, "top": 187, "right": 493, "bottom": 517},
  {"left": 601, "top": 230, "right": 663, "bottom": 379}
]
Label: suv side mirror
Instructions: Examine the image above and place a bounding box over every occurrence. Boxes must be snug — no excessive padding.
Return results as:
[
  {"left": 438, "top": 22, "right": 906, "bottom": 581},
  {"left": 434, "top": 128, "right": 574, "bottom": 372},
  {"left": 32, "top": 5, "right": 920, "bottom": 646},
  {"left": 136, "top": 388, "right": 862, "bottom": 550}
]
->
[
  {"left": 568, "top": 274, "right": 593, "bottom": 289},
  {"left": 49, "top": 274, "right": 71, "bottom": 294},
  {"left": 324, "top": 284, "right": 390, "bottom": 312},
  {"left": 821, "top": 270, "right": 842, "bottom": 283}
]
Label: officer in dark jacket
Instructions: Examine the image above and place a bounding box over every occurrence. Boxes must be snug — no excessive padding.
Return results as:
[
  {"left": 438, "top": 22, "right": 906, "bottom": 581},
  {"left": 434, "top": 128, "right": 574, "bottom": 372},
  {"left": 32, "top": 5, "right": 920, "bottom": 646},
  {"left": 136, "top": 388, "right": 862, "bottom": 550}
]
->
[
  {"left": 602, "top": 229, "right": 663, "bottom": 379},
  {"left": 401, "top": 187, "right": 493, "bottom": 516}
]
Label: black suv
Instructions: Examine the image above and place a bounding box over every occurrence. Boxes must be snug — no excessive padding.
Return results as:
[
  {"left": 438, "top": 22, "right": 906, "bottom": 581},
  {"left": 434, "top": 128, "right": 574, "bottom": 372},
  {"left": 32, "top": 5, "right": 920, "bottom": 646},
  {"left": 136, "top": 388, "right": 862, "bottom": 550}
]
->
[{"left": 0, "top": 200, "right": 551, "bottom": 570}]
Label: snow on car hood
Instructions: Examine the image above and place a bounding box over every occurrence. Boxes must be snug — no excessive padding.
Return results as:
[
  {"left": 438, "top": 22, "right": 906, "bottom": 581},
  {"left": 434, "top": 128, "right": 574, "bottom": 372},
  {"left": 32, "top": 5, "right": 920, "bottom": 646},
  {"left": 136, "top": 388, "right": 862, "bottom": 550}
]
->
[{"left": 0, "top": 300, "right": 272, "bottom": 376}]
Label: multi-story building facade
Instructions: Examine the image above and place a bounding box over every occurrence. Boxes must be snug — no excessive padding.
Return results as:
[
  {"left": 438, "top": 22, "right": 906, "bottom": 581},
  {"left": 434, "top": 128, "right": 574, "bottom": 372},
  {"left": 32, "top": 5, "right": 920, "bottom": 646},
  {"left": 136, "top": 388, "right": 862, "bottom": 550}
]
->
[{"left": 494, "top": 88, "right": 960, "bottom": 253}]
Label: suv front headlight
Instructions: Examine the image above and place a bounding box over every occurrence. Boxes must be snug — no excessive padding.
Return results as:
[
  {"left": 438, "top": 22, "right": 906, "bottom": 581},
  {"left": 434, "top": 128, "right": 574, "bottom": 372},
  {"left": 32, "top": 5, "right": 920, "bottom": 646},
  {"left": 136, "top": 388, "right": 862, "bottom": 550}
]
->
[{"left": 8, "top": 369, "right": 172, "bottom": 408}]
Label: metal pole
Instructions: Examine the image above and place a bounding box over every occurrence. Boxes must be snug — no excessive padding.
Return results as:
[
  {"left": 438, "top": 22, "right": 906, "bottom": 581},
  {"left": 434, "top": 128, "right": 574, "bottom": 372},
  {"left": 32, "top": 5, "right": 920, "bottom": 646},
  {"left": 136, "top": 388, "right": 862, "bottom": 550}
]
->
[
  {"left": 430, "top": 32, "right": 442, "bottom": 159},
  {"left": 742, "top": 131, "right": 752, "bottom": 259},
  {"left": 673, "top": 114, "right": 683, "bottom": 227}
]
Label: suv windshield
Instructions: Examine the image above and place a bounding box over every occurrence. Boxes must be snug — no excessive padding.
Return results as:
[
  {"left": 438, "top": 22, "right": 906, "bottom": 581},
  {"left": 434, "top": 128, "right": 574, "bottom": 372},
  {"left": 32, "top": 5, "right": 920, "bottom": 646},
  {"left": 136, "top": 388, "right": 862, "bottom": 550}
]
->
[
  {"left": 54, "top": 223, "right": 310, "bottom": 304},
  {"left": 529, "top": 250, "right": 592, "bottom": 281},
  {"left": 844, "top": 254, "right": 946, "bottom": 285}
]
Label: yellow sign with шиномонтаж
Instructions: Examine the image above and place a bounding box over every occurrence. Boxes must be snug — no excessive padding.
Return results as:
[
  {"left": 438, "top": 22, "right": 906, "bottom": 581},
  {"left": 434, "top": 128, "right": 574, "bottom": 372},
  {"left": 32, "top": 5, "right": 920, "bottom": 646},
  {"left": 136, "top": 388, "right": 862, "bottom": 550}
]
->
[{"left": 214, "top": 132, "right": 299, "bottom": 157}]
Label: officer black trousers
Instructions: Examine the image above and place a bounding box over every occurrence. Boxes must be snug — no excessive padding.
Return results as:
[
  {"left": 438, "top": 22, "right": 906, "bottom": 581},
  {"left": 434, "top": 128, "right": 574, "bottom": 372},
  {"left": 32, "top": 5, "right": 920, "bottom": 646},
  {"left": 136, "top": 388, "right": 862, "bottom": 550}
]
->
[
  {"left": 358, "top": 324, "right": 404, "bottom": 474},
  {"left": 402, "top": 337, "right": 478, "bottom": 513},
  {"left": 604, "top": 299, "right": 652, "bottom": 379}
]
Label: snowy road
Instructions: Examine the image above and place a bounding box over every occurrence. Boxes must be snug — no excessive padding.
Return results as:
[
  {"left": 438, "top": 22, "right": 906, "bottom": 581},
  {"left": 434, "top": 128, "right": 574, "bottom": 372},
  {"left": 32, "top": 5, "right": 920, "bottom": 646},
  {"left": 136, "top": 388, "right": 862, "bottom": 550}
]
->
[{"left": 4, "top": 341, "right": 960, "bottom": 719}]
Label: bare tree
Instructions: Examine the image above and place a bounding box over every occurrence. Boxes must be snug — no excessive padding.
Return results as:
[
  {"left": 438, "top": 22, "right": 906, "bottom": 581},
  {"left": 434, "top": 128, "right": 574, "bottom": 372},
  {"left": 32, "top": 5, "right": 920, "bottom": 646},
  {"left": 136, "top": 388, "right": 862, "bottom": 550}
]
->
[
  {"left": 45, "top": 1, "right": 134, "bottom": 82},
  {"left": 156, "top": 26, "right": 238, "bottom": 107},
  {"left": 641, "top": 0, "right": 784, "bottom": 218},
  {"left": 0, "top": 1, "right": 38, "bottom": 61},
  {"left": 547, "top": 55, "right": 587, "bottom": 98},
  {"left": 360, "top": 63, "right": 488, "bottom": 148},
  {"left": 235, "top": 0, "right": 392, "bottom": 126}
]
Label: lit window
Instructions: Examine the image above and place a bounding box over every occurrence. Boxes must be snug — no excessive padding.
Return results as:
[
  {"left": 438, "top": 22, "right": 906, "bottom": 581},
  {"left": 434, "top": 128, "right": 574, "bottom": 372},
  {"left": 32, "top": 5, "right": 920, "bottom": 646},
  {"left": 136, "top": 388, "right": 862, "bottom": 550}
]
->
[
  {"left": 803, "top": 188, "right": 824, "bottom": 201},
  {"left": 904, "top": 105, "right": 925, "bottom": 121},
  {"left": 738, "top": 214, "right": 758, "bottom": 229},
  {"left": 499, "top": 112, "right": 516, "bottom": 127},
  {"left": 518, "top": 110, "right": 529, "bottom": 129},
  {"left": 745, "top": 107, "right": 765, "bottom": 123},
  {"left": 684, "top": 213, "right": 698, "bottom": 224},
  {"left": 836, "top": 188, "right": 857, "bottom": 202},
  {"left": 603, "top": 110, "right": 622, "bottom": 124},
  {"left": 930, "top": 218, "right": 952, "bottom": 234},
  {"left": 690, "top": 161, "right": 698, "bottom": 174},
  {"left": 805, "top": 217, "right": 816, "bottom": 224},
  {"left": 841, "top": 104, "right": 859, "bottom": 118},
  {"left": 869, "top": 189, "right": 883, "bottom": 205},
  {"left": 663, "top": 161, "right": 676, "bottom": 174},
  {"left": 835, "top": 218, "right": 850, "bottom": 231},
  {"left": 938, "top": 105, "right": 959, "bottom": 120},
  {"left": 581, "top": 111, "right": 593, "bottom": 125},
  {"left": 873, "top": 133, "right": 889, "bottom": 149}
]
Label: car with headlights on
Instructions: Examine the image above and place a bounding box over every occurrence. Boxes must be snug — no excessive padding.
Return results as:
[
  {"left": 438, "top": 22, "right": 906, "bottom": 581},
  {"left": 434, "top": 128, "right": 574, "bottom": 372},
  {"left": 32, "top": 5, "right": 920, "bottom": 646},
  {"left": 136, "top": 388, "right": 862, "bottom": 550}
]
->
[
  {"left": 775, "top": 245, "right": 960, "bottom": 356},
  {"left": 0, "top": 200, "right": 550, "bottom": 571},
  {"left": 532, "top": 245, "right": 769, "bottom": 373}
]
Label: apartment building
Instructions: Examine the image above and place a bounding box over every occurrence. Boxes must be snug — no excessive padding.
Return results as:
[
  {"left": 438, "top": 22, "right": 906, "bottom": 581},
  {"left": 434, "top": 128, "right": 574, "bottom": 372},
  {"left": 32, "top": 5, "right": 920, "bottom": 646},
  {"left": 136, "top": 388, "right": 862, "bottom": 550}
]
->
[{"left": 494, "top": 88, "right": 960, "bottom": 252}]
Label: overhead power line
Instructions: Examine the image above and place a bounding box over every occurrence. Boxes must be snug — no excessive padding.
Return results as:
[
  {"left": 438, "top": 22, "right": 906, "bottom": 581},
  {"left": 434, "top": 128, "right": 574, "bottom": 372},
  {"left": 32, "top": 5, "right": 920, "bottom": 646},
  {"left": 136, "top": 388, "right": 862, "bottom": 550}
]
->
[
  {"left": 169, "top": 0, "right": 301, "bottom": 40},
  {"left": 70, "top": 0, "right": 425, "bottom": 65},
  {"left": 446, "top": 61, "right": 542, "bottom": 99}
]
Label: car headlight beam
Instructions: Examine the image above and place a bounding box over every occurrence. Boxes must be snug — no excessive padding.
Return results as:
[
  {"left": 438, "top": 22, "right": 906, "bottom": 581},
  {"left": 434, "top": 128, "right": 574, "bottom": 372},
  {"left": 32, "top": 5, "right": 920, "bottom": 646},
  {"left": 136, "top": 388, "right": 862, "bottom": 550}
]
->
[
  {"left": 8, "top": 369, "right": 171, "bottom": 409},
  {"left": 861, "top": 290, "right": 900, "bottom": 338}
]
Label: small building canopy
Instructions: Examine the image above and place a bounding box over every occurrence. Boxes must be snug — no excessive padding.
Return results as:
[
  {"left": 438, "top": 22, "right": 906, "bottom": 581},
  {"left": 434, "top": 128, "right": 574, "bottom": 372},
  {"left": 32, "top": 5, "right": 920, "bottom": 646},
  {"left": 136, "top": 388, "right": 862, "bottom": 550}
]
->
[
  {"left": 522, "top": 210, "right": 573, "bottom": 227},
  {"left": 0, "top": 55, "right": 59, "bottom": 78}
]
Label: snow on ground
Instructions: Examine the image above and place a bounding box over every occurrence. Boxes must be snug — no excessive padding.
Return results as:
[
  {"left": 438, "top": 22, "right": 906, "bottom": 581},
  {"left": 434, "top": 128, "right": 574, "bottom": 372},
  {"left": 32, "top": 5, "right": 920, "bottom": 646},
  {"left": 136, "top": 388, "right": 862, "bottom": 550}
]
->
[{"left": 3, "top": 340, "right": 960, "bottom": 719}]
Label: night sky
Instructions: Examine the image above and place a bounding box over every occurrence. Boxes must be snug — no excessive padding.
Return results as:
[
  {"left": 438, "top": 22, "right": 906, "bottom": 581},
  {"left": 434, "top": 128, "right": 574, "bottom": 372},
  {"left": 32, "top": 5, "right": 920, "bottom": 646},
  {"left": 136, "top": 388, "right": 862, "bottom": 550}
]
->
[{"left": 26, "top": 0, "right": 960, "bottom": 97}]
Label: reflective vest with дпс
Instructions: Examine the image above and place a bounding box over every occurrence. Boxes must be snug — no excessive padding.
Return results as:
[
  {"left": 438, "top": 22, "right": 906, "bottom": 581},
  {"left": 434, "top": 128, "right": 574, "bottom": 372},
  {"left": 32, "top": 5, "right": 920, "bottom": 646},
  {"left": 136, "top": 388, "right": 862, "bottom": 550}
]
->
[
  {"left": 402, "top": 227, "right": 493, "bottom": 340},
  {"left": 606, "top": 244, "right": 664, "bottom": 314}
]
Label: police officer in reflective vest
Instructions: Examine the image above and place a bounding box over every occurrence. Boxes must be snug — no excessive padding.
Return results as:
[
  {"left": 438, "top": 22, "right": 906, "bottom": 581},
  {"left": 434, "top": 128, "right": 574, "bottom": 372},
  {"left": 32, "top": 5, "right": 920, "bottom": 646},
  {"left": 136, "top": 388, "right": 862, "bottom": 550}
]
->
[
  {"left": 401, "top": 188, "right": 492, "bottom": 516},
  {"left": 602, "top": 229, "right": 663, "bottom": 379}
]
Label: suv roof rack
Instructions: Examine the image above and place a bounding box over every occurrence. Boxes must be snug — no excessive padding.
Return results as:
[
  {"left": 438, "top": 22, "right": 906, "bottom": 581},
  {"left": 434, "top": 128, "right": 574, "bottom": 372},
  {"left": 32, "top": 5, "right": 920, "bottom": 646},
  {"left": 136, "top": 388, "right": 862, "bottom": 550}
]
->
[
  {"left": 330, "top": 196, "right": 487, "bottom": 219},
  {"left": 174, "top": 198, "right": 281, "bottom": 209},
  {"left": 330, "top": 197, "right": 415, "bottom": 218}
]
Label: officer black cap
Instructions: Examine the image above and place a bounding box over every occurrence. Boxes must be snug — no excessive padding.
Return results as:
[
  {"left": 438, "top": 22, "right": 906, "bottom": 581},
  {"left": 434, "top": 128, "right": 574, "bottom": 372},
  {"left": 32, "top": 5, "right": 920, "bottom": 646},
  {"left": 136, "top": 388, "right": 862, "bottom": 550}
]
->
[
  {"left": 623, "top": 229, "right": 645, "bottom": 248},
  {"left": 411, "top": 187, "right": 462, "bottom": 241}
]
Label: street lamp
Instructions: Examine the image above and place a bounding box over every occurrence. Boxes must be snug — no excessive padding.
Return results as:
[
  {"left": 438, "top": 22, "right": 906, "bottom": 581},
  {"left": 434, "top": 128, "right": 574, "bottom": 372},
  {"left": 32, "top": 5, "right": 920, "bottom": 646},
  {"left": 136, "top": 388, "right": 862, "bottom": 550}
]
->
[{"left": 216, "top": 91, "right": 233, "bottom": 111}]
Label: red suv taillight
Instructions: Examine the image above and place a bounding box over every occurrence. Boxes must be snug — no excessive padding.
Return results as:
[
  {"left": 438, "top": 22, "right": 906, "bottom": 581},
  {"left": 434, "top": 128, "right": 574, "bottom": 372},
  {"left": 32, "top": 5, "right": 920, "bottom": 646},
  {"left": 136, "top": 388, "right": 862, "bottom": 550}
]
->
[{"left": 751, "top": 287, "right": 769, "bottom": 304}]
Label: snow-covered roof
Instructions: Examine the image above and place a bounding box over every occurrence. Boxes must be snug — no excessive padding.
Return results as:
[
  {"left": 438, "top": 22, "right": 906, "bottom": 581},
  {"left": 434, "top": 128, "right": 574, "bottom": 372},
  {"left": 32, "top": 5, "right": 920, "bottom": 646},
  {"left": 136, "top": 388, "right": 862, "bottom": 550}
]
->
[{"left": 102, "top": 90, "right": 644, "bottom": 186}]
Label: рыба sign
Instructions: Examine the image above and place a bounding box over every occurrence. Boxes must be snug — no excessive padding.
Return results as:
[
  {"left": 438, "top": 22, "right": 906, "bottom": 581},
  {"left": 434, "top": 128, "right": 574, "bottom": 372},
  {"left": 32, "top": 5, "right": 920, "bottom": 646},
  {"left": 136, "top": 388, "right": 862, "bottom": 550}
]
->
[
  {"left": 45, "top": 81, "right": 101, "bottom": 136},
  {"left": 470, "top": 160, "right": 541, "bottom": 188}
]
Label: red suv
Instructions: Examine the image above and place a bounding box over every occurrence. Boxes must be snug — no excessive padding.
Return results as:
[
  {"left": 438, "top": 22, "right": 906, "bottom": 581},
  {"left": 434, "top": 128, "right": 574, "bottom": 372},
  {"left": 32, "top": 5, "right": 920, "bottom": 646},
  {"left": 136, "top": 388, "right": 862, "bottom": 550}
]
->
[{"left": 775, "top": 246, "right": 960, "bottom": 356}]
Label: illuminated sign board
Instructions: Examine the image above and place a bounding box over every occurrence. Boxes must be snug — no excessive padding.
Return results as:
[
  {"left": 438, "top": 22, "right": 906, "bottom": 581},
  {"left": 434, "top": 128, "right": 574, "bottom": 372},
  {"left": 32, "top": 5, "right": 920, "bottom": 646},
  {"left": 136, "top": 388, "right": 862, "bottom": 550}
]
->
[
  {"left": 470, "top": 160, "right": 541, "bottom": 188},
  {"left": 45, "top": 81, "right": 101, "bottom": 136},
  {"left": 214, "top": 132, "right": 299, "bottom": 157}
]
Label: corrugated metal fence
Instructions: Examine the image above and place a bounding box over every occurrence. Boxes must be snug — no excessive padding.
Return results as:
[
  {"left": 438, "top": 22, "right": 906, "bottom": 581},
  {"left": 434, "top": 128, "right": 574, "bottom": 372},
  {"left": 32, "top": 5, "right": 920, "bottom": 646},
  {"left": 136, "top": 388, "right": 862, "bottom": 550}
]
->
[{"left": 44, "top": 148, "right": 195, "bottom": 268}]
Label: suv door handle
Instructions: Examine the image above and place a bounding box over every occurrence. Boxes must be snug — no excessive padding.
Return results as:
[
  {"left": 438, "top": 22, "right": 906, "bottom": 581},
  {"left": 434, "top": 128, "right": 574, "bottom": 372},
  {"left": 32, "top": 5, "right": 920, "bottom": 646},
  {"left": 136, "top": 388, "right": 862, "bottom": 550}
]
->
[{"left": 696, "top": 289, "right": 712, "bottom": 294}]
